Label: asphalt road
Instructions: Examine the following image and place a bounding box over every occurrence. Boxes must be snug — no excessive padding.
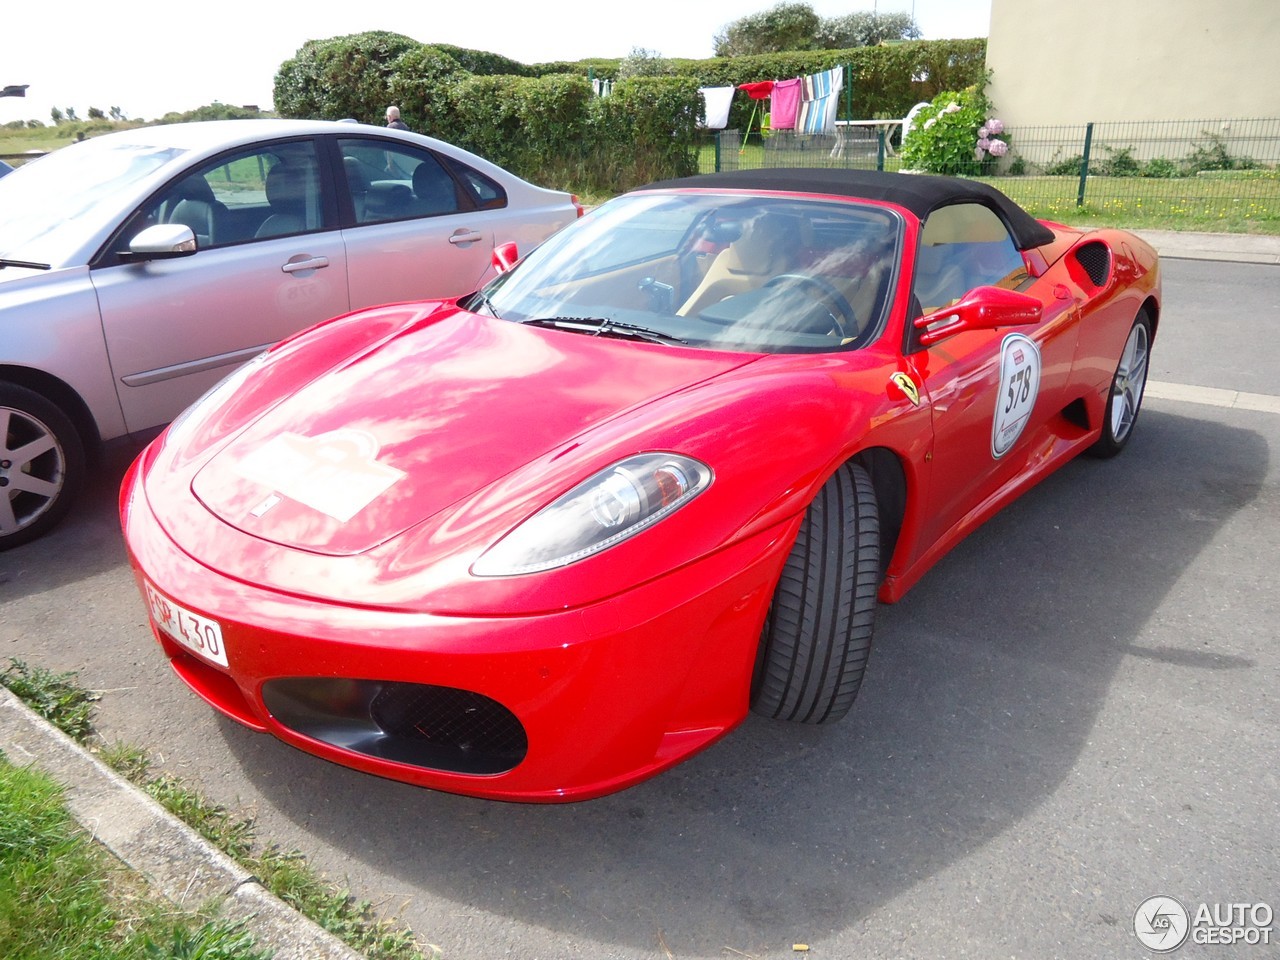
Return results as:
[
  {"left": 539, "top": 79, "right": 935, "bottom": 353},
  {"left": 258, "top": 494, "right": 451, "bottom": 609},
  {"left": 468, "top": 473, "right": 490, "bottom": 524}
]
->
[{"left": 2, "top": 257, "right": 1278, "bottom": 959}]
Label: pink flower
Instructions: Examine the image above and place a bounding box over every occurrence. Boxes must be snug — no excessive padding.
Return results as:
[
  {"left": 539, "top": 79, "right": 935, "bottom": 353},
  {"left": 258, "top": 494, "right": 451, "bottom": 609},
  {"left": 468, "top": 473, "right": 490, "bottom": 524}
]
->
[
  {"left": 974, "top": 147, "right": 986, "bottom": 161},
  {"left": 987, "top": 118, "right": 1004, "bottom": 135},
  {"left": 944, "top": 102, "right": 961, "bottom": 114},
  {"left": 978, "top": 125, "right": 990, "bottom": 139},
  {"left": 924, "top": 117, "right": 937, "bottom": 129},
  {"left": 989, "top": 139, "right": 1009, "bottom": 157},
  {"left": 976, "top": 137, "right": 992, "bottom": 150}
]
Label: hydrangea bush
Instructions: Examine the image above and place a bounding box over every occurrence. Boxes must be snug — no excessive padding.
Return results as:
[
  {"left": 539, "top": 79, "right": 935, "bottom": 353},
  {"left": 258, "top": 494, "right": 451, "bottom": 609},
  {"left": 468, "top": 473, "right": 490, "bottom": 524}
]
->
[{"left": 900, "top": 83, "right": 1010, "bottom": 176}]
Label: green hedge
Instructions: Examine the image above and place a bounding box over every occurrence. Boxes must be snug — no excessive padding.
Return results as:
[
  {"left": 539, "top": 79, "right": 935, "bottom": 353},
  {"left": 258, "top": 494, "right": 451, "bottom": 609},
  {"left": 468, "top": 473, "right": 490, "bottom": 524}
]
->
[{"left": 273, "top": 32, "right": 423, "bottom": 123}]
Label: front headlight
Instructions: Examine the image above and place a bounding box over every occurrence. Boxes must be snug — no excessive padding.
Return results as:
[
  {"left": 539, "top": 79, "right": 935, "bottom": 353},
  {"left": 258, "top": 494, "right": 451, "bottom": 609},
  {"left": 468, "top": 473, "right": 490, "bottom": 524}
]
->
[{"left": 472, "top": 453, "right": 712, "bottom": 576}]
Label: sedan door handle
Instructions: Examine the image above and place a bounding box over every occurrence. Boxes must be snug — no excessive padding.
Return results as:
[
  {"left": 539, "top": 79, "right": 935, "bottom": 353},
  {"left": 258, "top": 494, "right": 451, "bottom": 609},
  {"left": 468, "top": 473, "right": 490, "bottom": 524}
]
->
[
  {"left": 448, "top": 230, "right": 484, "bottom": 245},
  {"left": 281, "top": 256, "right": 330, "bottom": 273}
]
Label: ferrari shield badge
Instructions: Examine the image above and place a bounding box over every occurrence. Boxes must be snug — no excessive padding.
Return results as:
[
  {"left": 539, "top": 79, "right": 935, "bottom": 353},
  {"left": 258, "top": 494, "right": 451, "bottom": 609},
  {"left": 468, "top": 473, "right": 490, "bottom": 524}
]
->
[
  {"left": 992, "top": 333, "right": 1042, "bottom": 458},
  {"left": 890, "top": 371, "right": 920, "bottom": 406}
]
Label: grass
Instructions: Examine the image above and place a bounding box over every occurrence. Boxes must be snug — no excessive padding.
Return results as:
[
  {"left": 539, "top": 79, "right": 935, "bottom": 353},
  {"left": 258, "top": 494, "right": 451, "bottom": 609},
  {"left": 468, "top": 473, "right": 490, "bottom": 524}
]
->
[
  {"left": 698, "top": 141, "right": 1280, "bottom": 234},
  {"left": 0, "top": 757, "right": 272, "bottom": 960},
  {"left": 0, "top": 121, "right": 143, "bottom": 159},
  {"left": 1, "top": 660, "right": 438, "bottom": 960}
]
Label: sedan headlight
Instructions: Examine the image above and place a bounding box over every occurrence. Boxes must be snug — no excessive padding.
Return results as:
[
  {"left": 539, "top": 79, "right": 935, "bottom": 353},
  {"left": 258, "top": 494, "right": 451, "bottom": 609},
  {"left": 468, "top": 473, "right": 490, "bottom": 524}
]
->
[{"left": 473, "top": 453, "right": 712, "bottom": 576}]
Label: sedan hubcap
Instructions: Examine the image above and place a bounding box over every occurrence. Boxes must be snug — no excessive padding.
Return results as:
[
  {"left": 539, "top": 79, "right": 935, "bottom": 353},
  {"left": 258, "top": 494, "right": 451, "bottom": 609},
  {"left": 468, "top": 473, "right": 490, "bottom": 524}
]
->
[
  {"left": 0, "top": 406, "right": 66, "bottom": 536},
  {"left": 1109, "top": 323, "right": 1149, "bottom": 443}
]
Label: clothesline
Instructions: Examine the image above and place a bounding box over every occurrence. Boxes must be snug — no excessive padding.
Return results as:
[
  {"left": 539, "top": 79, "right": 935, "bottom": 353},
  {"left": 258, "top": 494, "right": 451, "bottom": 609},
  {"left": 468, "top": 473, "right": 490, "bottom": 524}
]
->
[{"left": 697, "top": 64, "right": 851, "bottom": 139}]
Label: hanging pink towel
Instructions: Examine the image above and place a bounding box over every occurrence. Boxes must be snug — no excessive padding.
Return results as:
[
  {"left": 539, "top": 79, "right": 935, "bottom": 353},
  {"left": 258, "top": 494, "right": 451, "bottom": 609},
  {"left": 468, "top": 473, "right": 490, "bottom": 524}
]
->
[{"left": 770, "top": 78, "right": 802, "bottom": 130}]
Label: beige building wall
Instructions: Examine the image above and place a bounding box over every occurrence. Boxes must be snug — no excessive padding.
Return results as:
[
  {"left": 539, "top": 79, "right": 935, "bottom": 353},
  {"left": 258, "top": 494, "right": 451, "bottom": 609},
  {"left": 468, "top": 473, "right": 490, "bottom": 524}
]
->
[{"left": 985, "top": 0, "right": 1280, "bottom": 126}]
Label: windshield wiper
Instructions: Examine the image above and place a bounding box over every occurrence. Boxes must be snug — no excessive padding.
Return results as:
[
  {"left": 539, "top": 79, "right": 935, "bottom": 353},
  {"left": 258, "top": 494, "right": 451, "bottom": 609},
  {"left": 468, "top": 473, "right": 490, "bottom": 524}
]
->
[
  {"left": 0, "top": 258, "right": 51, "bottom": 270},
  {"left": 521, "top": 316, "right": 687, "bottom": 346}
]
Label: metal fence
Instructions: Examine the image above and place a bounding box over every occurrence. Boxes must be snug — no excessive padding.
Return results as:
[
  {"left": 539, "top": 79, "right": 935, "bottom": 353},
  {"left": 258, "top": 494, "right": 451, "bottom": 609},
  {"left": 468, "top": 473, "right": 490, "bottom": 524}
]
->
[{"left": 697, "top": 118, "right": 1280, "bottom": 230}]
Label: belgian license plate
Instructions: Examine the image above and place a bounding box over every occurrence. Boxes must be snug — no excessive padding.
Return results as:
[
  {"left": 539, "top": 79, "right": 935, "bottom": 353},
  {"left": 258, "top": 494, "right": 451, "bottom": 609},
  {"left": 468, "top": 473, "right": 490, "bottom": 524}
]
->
[{"left": 144, "top": 582, "right": 229, "bottom": 668}]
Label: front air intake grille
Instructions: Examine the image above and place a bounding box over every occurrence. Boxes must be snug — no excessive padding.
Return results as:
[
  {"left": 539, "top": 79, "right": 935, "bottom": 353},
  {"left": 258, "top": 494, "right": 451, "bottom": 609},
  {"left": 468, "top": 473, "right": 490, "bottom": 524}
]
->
[
  {"left": 370, "top": 684, "right": 528, "bottom": 766},
  {"left": 1074, "top": 242, "right": 1112, "bottom": 287},
  {"left": 263, "top": 677, "right": 528, "bottom": 775}
]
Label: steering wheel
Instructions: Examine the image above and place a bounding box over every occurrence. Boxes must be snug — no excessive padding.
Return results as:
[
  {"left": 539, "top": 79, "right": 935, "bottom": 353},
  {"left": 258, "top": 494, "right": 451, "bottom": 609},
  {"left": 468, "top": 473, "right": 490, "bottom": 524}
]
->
[{"left": 763, "top": 274, "right": 857, "bottom": 341}]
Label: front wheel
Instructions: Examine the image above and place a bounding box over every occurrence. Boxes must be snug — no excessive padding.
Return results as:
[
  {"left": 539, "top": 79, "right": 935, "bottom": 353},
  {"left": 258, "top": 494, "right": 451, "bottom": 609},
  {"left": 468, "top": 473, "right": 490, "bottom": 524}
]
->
[
  {"left": 0, "top": 383, "right": 86, "bottom": 550},
  {"left": 751, "top": 461, "right": 880, "bottom": 724},
  {"left": 1088, "top": 310, "right": 1153, "bottom": 459}
]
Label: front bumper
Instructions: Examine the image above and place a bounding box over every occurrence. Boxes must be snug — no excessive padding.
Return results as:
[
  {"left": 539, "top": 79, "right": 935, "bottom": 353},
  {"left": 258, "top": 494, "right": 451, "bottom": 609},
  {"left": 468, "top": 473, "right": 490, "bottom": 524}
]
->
[{"left": 121, "top": 455, "right": 796, "bottom": 802}]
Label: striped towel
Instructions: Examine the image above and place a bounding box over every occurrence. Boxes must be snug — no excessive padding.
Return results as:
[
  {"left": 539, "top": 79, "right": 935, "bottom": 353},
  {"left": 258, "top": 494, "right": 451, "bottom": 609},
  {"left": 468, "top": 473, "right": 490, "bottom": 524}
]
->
[{"left": 797, "top": 66, "right": 844, "bottom": 135}]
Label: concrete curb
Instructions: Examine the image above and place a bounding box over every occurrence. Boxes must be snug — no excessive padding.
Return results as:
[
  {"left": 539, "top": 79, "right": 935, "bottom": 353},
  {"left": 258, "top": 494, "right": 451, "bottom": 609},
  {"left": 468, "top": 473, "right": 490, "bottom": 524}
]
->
[
  {"left": 1132, "top": 229, "right": 1280, "bottom": 264},
  {"left": 0, "top": 686, "right": 366, "bottom": 960}
]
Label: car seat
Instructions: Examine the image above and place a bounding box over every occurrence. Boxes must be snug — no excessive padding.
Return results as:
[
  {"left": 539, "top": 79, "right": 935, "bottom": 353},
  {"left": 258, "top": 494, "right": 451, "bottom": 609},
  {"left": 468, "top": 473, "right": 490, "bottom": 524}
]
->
[
  {"left": 677, "top": 213, "right": 801, "bottom": 316},
  {"left": 342, "top": 156, "right": 371, "bottom": 222},
  {"left": 165, "top": 175, "right": 227, "bottom": 248},
  {"left": 410, "top": 161, "right": 458, "bottom": 216},
  {"left": 255, "top": 163, "right": 309, "bottom": 238}
]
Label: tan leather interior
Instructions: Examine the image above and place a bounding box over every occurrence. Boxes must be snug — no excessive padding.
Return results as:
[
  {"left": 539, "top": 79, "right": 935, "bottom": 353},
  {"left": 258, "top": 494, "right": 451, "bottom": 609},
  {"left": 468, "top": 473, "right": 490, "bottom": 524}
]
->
[{"left": 677, "top": 214, "right": 800, "bottom": 316}]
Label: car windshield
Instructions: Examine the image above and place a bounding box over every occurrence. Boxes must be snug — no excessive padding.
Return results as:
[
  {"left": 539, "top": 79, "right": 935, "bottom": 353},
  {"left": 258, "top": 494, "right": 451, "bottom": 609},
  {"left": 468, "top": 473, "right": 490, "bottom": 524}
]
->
[
  {"left": 0, "top": 138, "right": 186, "bottom": 265},
  {"left": 478, "top": 191, "right": 902, "bottom": 354}
]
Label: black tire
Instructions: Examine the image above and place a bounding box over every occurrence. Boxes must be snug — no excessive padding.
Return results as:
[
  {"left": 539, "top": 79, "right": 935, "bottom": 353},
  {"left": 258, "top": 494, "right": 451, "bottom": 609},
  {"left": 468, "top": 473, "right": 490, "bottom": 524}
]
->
[
  {"left": 751, "top": 461, "right": 880, "bottom": 724},
  {"left": 0, "top": 383, "right": 86, "bottom": 551},
  {"left": 1087, "top": 310, "right": 1153, "bottom": 459}
]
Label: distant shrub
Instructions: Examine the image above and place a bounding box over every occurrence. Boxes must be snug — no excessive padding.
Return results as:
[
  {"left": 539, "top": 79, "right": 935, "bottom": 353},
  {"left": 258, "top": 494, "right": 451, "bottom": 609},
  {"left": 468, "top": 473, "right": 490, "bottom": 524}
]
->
[
  {"left": 900, "top": 82, "right": 1008, "bottom": 175},
  {"left": 1141, "top": 156, "right": 1180, "bottom": 179},
  {"left": 1045, "top": 153, "right": 1084, "bottom": 177},
  {"left": 1097, "top": 145, "right": 1141, "bottom": 177},
  {"left": 273, "top": 31, "right": 422, "bottom": 123},
  {"left": 156, "top": 102, "right": 265, "bottom": 124},
  {"left": 1185, "top": 132, "right": 1257, "bottom": 173}
]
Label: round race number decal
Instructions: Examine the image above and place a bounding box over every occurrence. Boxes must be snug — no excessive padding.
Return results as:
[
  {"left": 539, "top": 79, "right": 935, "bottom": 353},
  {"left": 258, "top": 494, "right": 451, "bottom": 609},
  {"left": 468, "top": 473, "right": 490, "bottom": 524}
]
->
[{"left": 992, "top": 332, "right": 1042, "bottom": 458}]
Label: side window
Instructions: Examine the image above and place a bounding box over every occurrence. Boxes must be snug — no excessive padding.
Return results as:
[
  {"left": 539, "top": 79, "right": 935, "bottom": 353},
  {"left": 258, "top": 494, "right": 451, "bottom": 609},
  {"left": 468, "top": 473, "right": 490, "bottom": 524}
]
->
[
  {"left": 446, "top": 159, "right": 507, "bottom": 211},
  {"left": 124, "top": 141, "right": 324, "bottom": 252},
  {"left": 338, "top": 138, "right": 465, "bottom": 223},
  {"left": 912, "top": 203, "right": 1028, "bottom": 313}
]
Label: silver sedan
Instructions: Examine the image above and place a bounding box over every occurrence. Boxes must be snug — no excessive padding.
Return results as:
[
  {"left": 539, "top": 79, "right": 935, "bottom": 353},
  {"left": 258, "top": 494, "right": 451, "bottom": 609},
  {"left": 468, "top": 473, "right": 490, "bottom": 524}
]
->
[{"left": 0, "top": 119, "right": 581, "bottom": 549}]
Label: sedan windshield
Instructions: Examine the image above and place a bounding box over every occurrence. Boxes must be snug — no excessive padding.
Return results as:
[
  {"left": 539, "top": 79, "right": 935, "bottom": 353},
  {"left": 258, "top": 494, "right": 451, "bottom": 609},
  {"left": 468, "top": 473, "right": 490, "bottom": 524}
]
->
[
  {"left": 0, "top": 138, "right": 186, "bottom": 265},
  {"left": 479, "top": 191, "right": 902, "bottom": 353}
]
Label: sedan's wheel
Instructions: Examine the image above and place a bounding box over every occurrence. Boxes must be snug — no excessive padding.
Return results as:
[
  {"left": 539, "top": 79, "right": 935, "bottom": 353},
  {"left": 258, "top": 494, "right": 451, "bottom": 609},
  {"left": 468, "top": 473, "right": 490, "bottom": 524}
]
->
[
  {"left": 751, "top": 461, "right": 880, "bottom": 724},
  {"left": 1088, "top": 310, "right": 1153, "bottom": 459},
  {"left": 0, "top": 384, "right": 86, "bottom": 550}
]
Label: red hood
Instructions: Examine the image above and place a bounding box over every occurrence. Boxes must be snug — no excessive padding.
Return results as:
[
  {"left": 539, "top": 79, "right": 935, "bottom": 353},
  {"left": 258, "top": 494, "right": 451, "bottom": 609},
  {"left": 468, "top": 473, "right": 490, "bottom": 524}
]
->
[{"left": 191, "top": 312, "right": 756, "bottom": 555}]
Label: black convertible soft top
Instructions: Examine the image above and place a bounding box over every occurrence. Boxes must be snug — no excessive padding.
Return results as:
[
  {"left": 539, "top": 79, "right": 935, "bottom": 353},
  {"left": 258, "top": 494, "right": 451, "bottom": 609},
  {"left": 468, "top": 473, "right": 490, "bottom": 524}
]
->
[{"left": 638, "top": 168, "right": 1057, "bottom": 251}]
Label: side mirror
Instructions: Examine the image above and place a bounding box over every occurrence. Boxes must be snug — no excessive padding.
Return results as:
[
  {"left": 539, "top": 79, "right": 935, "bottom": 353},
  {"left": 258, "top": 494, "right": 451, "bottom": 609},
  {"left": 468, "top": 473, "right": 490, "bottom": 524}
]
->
[
  {"left": 913, "top": 285, "right": 1042, "bottom": 346},
  {"left": 491, "top": 241, "right": 519, "bottom": 274},
  {"left": 120, "top": 223, "right": 198, "bottom": 261}
]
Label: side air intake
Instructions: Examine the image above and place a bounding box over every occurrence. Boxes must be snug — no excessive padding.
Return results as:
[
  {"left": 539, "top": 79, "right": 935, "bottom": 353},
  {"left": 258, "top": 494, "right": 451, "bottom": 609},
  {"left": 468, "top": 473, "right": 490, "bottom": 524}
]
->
[{"left": 1074, "top": 242, "right": 1112, "bottom": 287}]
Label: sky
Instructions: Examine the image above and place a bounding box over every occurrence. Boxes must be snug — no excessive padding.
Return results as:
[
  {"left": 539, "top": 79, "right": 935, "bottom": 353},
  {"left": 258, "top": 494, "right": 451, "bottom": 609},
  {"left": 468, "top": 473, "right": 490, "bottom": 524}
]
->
[{"left": 2, "top": 0, "right": 991, "bottom": 125}]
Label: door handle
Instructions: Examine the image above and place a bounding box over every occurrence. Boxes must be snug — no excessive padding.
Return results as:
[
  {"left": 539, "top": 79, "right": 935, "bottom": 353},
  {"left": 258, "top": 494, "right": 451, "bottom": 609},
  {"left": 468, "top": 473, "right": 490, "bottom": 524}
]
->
[
  {"left": 281, "top": 256, "right": 330, "bottom": 273},
  {"left": 448, "top": 231, "right": 484, "bottom": 245}
]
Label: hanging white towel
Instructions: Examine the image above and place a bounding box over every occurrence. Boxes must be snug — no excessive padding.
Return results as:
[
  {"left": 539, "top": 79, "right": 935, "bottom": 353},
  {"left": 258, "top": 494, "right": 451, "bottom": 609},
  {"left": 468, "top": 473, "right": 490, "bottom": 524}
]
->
[{"left": 698, "top": 86, "right": 735, "bottom": 130}]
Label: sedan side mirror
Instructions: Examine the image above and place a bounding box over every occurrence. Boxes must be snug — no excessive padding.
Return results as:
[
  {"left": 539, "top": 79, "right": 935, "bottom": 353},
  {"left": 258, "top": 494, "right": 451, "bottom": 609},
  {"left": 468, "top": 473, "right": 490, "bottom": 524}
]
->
[
  {"left": 120, "top": 223, "right": 198, "bottom": 262},
  {"left": 491, "top": 241, "right": 520, "bottom": 274},
  {"left": 913, "top": 285, "right": 1042, "bottom": 346}
]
